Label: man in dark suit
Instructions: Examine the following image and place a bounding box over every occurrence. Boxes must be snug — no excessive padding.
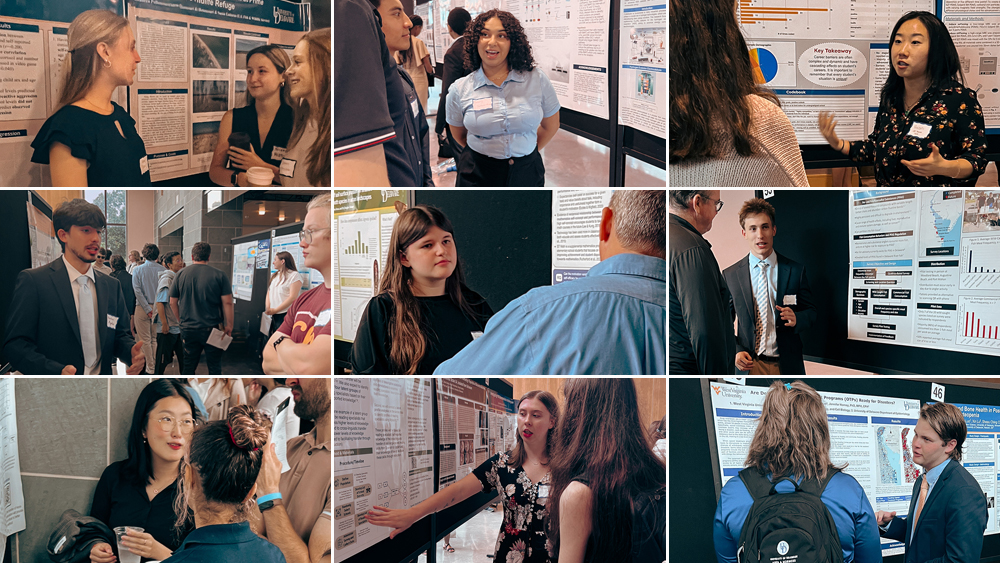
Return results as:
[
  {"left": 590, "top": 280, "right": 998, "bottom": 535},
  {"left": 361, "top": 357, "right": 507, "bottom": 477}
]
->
[
  {"left": 876, "top": 402, "right": 987, "bottom": 563},
  {"left": 4, "top": 198, "right": 145, "bottom": 375},
  {"left": 722, "top": 198, "right": 816, "bottom": 375}
]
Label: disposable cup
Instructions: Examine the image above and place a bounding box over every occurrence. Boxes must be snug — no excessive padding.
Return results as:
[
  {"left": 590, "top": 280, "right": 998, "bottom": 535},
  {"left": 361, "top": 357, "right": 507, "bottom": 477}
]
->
[{"left": 247, "top": 166, "right": 274, "bottom": 187}]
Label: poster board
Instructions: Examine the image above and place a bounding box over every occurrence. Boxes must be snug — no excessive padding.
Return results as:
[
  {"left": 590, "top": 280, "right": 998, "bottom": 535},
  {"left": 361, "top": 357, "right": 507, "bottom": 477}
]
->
[
  {"left": 550, "top": 189, "right": 612, "bottom": 284},
  {"left": 333, "top": 377, "right": 435, "bottom": 560},
  {"left": 617, "top": 0, "right": 665, "bottom": 138},
  {"left": 847, "top": 190, "right": 1000, "bottom": 359},
  {"left": 26, "top": 199, "right": 60, "bottom": 269},
  {"left": 125, "top": 0, "right": 309, "bottom": 182},
  {"left": 232, "top": 240, "right": 256, "bottom": 300},
  {"left": 333, "top": 189, "right": 409, "bottom": 345},
  {"left": 436, "top": 378, "right": 489, "bottom": 488}
]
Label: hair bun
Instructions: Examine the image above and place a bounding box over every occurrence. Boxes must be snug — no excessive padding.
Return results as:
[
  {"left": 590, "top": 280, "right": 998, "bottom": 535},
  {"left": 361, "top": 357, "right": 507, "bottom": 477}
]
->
[{"left": 227, "top": 405, "right": 271, "bottom": 451}]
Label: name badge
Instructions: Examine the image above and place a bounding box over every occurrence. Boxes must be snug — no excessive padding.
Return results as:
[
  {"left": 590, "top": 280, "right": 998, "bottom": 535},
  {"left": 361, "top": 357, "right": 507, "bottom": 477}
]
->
[
  {"left": 107, "top": 314, "right": 118, "bottom": 329},
  {"left": 472, "top": 97, "right": 493, "bottom": 111},
  {"left": 271, "top": 146, "right": 286, "bottom": 161},
  {"left": 410, "top": 97, "right": 420, "bottom": 117},
  {"left": 471, "top": 331, "right": 484, "bottom": 340},
  {"left": 907, "top": 122, "right": 932, "bottom": 139},
  {"left": 279, "top": 158, "right": 296, "bottom": 178},
  {"left": 139, "top": 156, "right": 149, "bottom": 174},
  {"left": 538, "top": 484, "right": 549, "bottom": 499},
  {"left": 783, "top": 294, "right": 798, "bottom": 306}
]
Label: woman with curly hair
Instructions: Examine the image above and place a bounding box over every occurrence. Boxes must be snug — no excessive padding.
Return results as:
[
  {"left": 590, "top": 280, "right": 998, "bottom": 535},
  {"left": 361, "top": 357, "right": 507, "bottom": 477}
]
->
[{"left": 446, "top": 9, "right": 560, "bottom": 186}]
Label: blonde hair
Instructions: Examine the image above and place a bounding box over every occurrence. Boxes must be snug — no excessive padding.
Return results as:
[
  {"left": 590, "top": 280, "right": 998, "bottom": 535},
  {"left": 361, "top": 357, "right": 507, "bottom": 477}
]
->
[
  {"left": 288, "top": 28, "right": 331, "bottom": 187},
  {"left": 306, "top": 191, "right": 331, "bottom": 227},
  {"left": 744, "top": 380, "right": 845, "bottom": 481},
  {"left": 60, "top": 10, "right": 130, "bottom": 108}
]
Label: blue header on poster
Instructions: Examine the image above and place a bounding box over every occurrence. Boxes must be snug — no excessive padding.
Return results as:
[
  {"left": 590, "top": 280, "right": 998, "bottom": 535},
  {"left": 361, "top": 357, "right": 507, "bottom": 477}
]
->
[
  {"left": 0, "top": 2, "right": 124, "bottom": 24},
  {"left": 954, "top": 403, "right": 1000, "bottom": 432},
  {"left": 0, "top": 21, "right": 40, "bottom": 32},
  {"left": 502, "top": 395, "right": 516, "bottom": 414},
  {"left": 128, "top": 0, "right": 307, "bottom": 32}
]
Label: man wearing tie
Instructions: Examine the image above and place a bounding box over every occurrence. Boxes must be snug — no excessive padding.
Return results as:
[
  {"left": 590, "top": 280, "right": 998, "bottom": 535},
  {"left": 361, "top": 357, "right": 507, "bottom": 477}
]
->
[
  {"left": 4, "top": 198, "right": 145, "bottom": 375},
  {"left": 876, "top": 402, "right": 987, "bottom": 563},
  {"left": 722, "top": 198, "right": 816, "bottom": 375}
]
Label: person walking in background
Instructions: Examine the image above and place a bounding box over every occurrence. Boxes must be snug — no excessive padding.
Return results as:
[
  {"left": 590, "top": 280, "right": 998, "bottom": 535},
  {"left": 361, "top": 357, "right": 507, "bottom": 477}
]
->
[
  {"left": 669, "top": 190, "right": 735, "bottom": 375},
  {"left": 714, "top": 380, "right": 881, "bottom": 563},
  {"left": 133, "top": 242, "right": 166, "bottom": 375},
  {"left": 435, "top": 8, "right": 472, "bottom": 158},
  {"left": 154, "top": 251, "right": 186, "bottom": 375},
  {"left": 127, "top": 250, "right": 143, "bottom": 274},
  {"left": 395, "top": 14, "right": 433, "bottom": 116},
  {"left": 169, "top": 242, "right": 234, "bottom": 375},
  {"left": 109, "top": 254, "right": 136, "bottom": 339}
]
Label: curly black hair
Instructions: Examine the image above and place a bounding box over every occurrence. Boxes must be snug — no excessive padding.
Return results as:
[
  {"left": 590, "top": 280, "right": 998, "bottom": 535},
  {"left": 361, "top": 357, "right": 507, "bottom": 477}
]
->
[{"left": 463, "top": 9, "right": 535, "bottom": 73}]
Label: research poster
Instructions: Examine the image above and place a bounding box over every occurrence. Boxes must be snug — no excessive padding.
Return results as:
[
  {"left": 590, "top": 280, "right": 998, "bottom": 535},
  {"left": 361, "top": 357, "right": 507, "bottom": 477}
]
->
[
  {"left": 231, "top": 240, "right": 256, "bottom": 301},
  {"left": 333, "top": 378, "right": 435, "bottom": 560},
  {"left": 0, "top": 379, "right": 26, "bottom": 544},
  {"left": 437, "top": 378, "right": 489, "bottom": 489},
  {"left": 270, "top": 230, "right": 321, "bottom": 291},
  {"left": 551, "top": 190, "right": 612, "bottom": 284},
  {"left": 949, "top": 402, "right": 1000, "bottom": 534},
  {"left": 25, "top": 199, "right": 60, "bottom": 269},
  {"left": 738, "top": 0, "right": 935, "bottom": 143},
  {"left": 710, "top": 382, "right": 925, "bottom": 556},
  {"left": 942, "top": 2, "right": 1000, "bottom": 133},
  {"left": 617, "top": 0, "right": 665, "bottom": 138},
  {"left": 334, "top": 190, "right": 409, "bottom": 344},
  {"left": 488, "top": 390, "right": 517, "bottom": 458},
  {"left": 847, "top": 190, "right": 1000, "bottom": 358}
]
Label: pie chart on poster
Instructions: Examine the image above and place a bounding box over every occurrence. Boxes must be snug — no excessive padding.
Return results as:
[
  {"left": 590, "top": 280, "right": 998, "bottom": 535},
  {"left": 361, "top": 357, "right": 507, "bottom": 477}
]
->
[{"left": 750, "top": 47, "right": 779, "bottom": 84}]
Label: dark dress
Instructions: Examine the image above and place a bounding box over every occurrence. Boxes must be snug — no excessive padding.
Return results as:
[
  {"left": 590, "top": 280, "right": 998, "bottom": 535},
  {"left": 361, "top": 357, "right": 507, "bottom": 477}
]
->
[
  {"left": 472, "top": 451, "right": 553, "bottom": 563},
  {"left": 91, "top": 460, "right": 193, "bottom": 561},
  {"left": 31, "top": 102, "right": 151, "bottom": 186},
  {"left": 229, "top": 102, "right": 294, "bottom": 169},
  {"left": 350, "top": 285, "right": 494, "bottom": 374}
]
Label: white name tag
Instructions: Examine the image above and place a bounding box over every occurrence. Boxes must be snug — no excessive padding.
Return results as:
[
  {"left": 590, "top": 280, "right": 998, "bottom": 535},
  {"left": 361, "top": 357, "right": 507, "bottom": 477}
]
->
[
  {"left": 783, "top": 294, "right": 798, "bottom": 306},
  {"left": 471, "top": 331, "right": 484, "bottom": 340},
  {"left": 271, "top": 146, "right": 286, "bottom": 161},
  {"left": 410, "top": 97, "right": 420, "bottom": 117},
  {"left": 538, "top": 484, "right": 549, "bottom": 498},
  {"left": 279, "top": 158, "right": 296, "bottom": 178},
  {"left": 139, "top": 156, "right": 149, "bottom": 174},
  {"left": 107, "top": 314, "right": 118, "bottom": 329},
  {"left": 907, "top": 122, "right": 932, "bottom": 139},
  {"left": 472, "top": 97, "right": 493, "bottom": 111}
]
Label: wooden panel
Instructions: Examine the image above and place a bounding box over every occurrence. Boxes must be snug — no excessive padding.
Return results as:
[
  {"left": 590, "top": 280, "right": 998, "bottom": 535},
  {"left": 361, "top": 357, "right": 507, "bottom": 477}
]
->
[
  {"left": 512, "top": 378, "right": 666, "bottom": 429},
  {"left": 34, "top": 190, "right": 83, "bottom": 213}
]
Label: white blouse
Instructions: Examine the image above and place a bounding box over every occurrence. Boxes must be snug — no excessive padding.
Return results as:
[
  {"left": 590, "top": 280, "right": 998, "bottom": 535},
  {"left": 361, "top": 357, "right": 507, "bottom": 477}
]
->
[{"left": 268, "top": 270, "right": 303, "bottom": 314}]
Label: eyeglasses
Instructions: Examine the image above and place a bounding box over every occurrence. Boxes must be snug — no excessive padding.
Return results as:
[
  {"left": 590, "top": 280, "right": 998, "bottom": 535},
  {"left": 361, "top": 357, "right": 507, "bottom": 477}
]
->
[
  {"left": 299, "top": 227, "right": 331, "bottom": 244},
  {"left": 156, "top": 416, "right": 199, "bottom": 435},
  {"left": 702, "top": 196, "right": 724, "bottom": 212}
]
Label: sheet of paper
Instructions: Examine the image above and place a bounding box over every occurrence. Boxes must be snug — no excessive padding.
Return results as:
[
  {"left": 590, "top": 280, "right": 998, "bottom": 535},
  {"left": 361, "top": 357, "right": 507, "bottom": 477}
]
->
[{"left": 207, "top": 328, "right": 233, "bottom": 350}]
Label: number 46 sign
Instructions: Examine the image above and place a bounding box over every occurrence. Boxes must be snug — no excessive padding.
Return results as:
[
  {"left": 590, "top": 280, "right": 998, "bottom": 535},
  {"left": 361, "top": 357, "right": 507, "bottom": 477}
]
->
[{"left": 931, "top": 383, "right": 945, "bottom": 403}]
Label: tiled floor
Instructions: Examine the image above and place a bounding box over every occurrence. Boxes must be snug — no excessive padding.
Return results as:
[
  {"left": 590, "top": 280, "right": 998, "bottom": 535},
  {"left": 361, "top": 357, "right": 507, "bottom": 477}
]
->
[{"left": 414, "top": 506, "right": 504, "bottom": 563}]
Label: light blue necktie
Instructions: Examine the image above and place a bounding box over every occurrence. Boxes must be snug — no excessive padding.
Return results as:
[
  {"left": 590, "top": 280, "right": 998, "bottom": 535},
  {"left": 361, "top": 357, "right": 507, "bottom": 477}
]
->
[
  {"left": 754, "top": 261, "right": 772, "bottom": 356},
  {"left": 77, "top": 275, "right": 97, "bottom": 369}
]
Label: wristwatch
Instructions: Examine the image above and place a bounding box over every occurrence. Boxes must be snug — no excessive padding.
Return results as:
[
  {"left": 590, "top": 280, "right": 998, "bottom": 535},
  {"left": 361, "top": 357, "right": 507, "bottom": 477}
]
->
[
  {"left": 259, "top": 498, "right": 283, "bottom": 512},
  {"left": 273, "top": 335, "right": 288, "bottom": 351},
  {"left": 231, "top": 170, "right": 239, "bottom": 186}
]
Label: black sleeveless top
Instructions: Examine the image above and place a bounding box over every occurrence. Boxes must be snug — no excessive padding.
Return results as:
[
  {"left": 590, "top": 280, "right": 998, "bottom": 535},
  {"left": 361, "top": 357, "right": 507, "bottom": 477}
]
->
[
  {"left": 230, "top": 102, "right": 294, "bottom": 168},
  {"left": 31, "top": 102, "right": 151, "bottom": 187}
]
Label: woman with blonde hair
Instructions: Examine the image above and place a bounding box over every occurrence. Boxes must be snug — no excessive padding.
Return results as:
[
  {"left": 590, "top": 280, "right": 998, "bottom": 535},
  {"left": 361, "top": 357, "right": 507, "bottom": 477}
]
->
[
  {"left": 279, "top": 28, "right": 331, "bottom": 187},
  {"left": 368, "top": 390, "right": 560, "bottom": 563},
  {"left": 210, "top": 44, "right": 295, "bottom": 187},
  {"left": 350, "top": 204, "right": 493, "bottom": 374},
  {"left": 713, "top": 380, "right": 880, "bottom": 563},
  {"left": 31, "top": 9, "right": 148, "bottom": 187}
]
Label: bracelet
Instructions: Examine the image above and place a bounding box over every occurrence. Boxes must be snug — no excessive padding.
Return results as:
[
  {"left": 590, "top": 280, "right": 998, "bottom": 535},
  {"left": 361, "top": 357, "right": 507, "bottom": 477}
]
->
[
  {"left": 257, "top": 492, "right": 282, "bottom": 505},
  {"left": 840, "top": 139, "right": 846, "bottom": 152}
]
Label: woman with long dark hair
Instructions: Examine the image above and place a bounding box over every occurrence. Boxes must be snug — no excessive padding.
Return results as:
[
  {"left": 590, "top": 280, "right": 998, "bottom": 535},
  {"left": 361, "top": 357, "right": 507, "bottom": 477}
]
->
[
  {"left": 546, "top": 379, "right": 664, "bottom": 563},
  {"left": 819, "top": 11, "right": 987, "bottom": 186},
  {"left": 368, "top": 390, "right": 560, "bottom": 563},
  {"left": 669, "top": 0, "right": 807, "bottom": 186},
  {"left": 350, "top": 204, "right": 493, "bottom": 374},
  {"left": 265, "top": 251, "right": 302, "bottom": 343},
  {"left": 89, "top": 380, "right": 202, "bottom": 563}
]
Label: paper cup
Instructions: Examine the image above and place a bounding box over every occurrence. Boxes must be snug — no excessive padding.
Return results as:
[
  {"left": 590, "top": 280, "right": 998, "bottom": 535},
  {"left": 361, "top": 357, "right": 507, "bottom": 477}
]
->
[{"left": 247, "top": 166, "right": 274, "bottom": 187}]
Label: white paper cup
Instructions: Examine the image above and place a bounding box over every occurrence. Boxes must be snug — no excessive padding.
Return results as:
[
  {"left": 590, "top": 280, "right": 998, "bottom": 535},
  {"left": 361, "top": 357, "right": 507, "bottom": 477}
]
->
[{"left": 247, "top": 166, "right": 274, "bottom": 187}]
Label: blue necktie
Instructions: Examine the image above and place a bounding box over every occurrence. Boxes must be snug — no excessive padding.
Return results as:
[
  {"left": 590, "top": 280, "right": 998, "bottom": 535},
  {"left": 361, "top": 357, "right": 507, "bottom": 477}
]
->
[{"left": 77, "top": 275, "right": 97, "bottom": 369}]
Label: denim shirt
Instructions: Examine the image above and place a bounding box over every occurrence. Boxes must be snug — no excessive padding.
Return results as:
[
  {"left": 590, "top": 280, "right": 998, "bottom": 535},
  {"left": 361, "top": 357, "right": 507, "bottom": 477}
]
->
[
  {"left": 161, "top": 522, "right": 285, "bottom": 563},
  {"left": 446, "top": 66, "right": 560, "bottom": 159},
  {"left": 434, "top": 253, "right": 665, "bottom": 375}
]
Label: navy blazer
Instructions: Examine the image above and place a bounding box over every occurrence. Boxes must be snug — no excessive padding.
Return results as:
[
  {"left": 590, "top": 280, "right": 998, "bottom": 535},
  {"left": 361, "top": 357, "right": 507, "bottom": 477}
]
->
[
  {"left": 883, "top": 460, "right": 987, "bottom": 563},
  {"left": 3, "top": 256, "right": 136, "bottom": 375},
  {"left": 722, "top": 251, "right": 817, "bottom": 375}
]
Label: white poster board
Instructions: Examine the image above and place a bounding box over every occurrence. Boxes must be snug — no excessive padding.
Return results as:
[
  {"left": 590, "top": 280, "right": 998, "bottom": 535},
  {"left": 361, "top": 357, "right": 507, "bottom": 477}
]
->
[{"left": 551, "top": 189, "right": 612, "bottom": 285}]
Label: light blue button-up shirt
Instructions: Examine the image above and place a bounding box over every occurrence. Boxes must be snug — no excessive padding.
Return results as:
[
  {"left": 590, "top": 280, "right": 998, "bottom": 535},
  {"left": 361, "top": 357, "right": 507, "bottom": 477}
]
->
[
  {"left": 434, "top": 253, "right": 665, "bottom": 375},
  {"left": 446, "top": 66, "right": 561, "bottom": 159},
  {"left": 132, "top": 259, "right": 166, "bottom": 315}
]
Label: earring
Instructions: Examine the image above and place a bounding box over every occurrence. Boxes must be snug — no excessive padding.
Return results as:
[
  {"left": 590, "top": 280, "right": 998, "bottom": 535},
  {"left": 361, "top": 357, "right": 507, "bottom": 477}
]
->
[{"left": 104, "top": 59, "right": 111, "bottom": 68}]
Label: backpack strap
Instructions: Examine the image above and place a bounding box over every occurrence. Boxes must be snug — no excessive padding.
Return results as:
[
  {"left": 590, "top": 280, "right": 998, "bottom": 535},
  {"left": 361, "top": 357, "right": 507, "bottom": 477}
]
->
[
  {"left": 738, "top": 467, "right": 780, "bottom": 500},
  {"left": 739, "top": 466, "right": 841, "bottom": 498},
  {"left": 798, "top": 467, "right": 841, "bottom": 497}
]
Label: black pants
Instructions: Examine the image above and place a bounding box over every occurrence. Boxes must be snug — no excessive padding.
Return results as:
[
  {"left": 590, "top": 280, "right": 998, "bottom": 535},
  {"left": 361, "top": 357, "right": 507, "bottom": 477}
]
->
[
  {"left": 455, "top": 146, "right": 545, "bottom": 186},
  {"left": 181, "top": 327, "right": 223, "bottom": 375},
  {"left": 258, "top": 312, "right": 287, "bottom": 363},
  {"left": 155, "top": 331, "right": 185, "bottom": 375}
]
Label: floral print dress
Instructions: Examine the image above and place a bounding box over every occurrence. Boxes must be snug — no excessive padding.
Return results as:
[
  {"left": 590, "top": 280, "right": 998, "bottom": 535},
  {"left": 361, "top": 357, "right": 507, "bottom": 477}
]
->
[
  {"left": 472, "top": 451, "right": 553, "bottom": 563},
  {"left": 847, "top": 79, "right": 987, "bottom": 186}
]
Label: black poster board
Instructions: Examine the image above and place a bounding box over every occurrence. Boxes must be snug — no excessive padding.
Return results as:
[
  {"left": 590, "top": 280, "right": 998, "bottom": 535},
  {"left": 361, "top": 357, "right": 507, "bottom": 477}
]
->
[{"left": 0, "top": 191, "right": 38, "bottom": 372}]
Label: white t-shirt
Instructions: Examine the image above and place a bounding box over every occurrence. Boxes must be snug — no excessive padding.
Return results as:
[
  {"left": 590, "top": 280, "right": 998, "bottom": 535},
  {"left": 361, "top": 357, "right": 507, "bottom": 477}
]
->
[
  {"left": 280, "top": 119, "right": 319, "bottom": 187},
  {"left": 268, "top": 270, "right": 303, "bottom": 314}
]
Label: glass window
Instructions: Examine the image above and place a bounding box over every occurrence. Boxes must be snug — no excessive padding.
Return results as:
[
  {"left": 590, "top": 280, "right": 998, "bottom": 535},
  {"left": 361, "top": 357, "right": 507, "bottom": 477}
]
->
[
  {"left": 106, "top": 190, "right": 127, "bottom": 223},
  {"left": 85, "top": 190, "right": 127, "bottom": 258},
  {"left": 107, "top": 225, "right": 127, "bottom": 259}
]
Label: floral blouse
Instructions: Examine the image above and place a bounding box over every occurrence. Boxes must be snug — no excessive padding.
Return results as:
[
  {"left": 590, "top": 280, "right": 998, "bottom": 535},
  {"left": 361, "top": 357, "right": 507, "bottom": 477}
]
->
[
  {"left": 848, "top": 80, "right": 987, "bottom": 186},
  {"left": 472, "top": 451, "right": 552, "bottom": 563}
]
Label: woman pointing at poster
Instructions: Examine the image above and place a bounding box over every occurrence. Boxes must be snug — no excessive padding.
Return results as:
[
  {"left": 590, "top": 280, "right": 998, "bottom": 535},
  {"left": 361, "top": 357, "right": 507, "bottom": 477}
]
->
[
  {"left": 818, "top": 11, "right": 986, "bottom": 187},
  {"left": 31, "top": 10, "right": 150, "bottom": 187},
  {"left": 446, "top": 9, "right": 560, "bottom": 186}
]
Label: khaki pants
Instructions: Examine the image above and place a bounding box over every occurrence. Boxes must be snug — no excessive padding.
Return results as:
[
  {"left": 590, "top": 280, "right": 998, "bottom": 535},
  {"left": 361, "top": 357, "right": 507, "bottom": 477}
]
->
[
  {"left": 749, "top": 356, "right": 782, "bottom": 375},
  {"left": 134, "top": 304, "right": 157, "bottom": 375}
]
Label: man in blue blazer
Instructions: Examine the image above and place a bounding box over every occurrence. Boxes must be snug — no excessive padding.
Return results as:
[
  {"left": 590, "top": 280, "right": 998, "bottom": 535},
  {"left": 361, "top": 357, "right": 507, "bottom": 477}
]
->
[
  {"left": 876, "top": 402, "right": 987, "bottom": 563},
  {"left": 4, "top": 198, "right": 145, "bottom": 375},
  {"left": 722, "top": 198, "right": 816, "bottom": 375}
]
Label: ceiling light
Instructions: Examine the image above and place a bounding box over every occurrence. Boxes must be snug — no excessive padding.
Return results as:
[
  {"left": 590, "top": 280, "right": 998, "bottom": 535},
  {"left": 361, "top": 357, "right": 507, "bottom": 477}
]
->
[
  {"left": 258, "top": 202, "right": 265, "bottom": 215},
  {"left": 279, "top": 210, "right": 285, "bottom": 221}
]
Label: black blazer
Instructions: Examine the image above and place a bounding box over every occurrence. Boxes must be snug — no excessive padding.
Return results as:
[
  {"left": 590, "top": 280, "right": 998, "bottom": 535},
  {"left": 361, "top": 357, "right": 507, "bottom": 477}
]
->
[
  {"left": 883, "top": 460, "right": 987, "bottom": 563},
  {"left": 4, "top": 257, "right": 137, "bottom": 375},
  {"left": 435, "top": 35, "right": 469, "bottom": 135},
  {"left": 722, "top": 251, "right": 816, "bottom": 375}
]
